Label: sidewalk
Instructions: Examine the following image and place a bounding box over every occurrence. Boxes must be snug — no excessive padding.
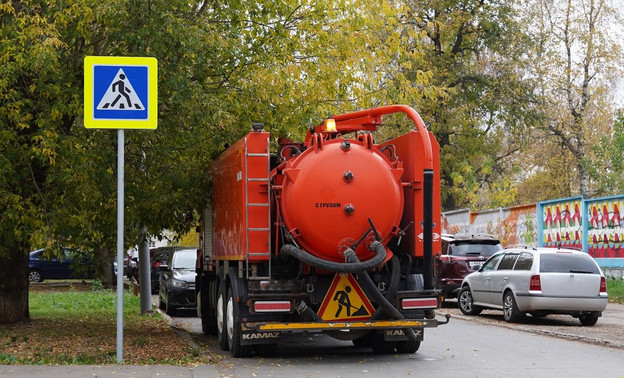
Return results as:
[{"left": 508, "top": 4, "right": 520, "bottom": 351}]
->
[{"left": 0, "top": 364, "right": 219, "bottom": 377}]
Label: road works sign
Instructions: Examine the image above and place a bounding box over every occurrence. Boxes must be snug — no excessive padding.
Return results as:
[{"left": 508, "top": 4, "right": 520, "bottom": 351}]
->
[
  {"left": 84, "top": 56, "right": 157, "bottom": 129},
  {"left": 317, "top": 273, "right": 375, "bottom": 321}
]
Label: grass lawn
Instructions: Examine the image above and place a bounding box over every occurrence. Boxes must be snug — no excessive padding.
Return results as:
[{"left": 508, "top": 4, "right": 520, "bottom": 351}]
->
[
  {"left": 607, "top": 278, "right": 624, "bottom": 303},
  {"left": 0, "top": 282, "right": 214, "bottom": 365}
]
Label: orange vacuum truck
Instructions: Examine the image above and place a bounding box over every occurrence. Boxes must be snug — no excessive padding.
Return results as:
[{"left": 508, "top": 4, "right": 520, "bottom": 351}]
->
[{"left": 196, "top": 105, "right": 450, "bottom": 357}]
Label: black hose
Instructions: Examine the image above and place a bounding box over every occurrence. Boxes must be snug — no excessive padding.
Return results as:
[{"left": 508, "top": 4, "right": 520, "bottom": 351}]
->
[
  {"left": 346, "top": 253, "right": 418, "bottom": 341},
  {"left": 280, "top": 242, "right": 386, "bottom": 273}
]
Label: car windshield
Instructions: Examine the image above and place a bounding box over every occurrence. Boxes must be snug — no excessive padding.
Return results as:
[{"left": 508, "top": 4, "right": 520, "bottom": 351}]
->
[
  {"left": 539, "top": 253, "right": 600, "bottom": 274},
  {"left": 450, "top": 242, "right": 502, "bottom": 257},
  {"left": 172, "top": 250, "right": 196, "bottom": 269}
]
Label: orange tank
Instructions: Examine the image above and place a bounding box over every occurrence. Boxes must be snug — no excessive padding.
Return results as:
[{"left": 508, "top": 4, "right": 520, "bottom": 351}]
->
[{"left": 279, "top": 135, "right": 404, "bottom": 262}]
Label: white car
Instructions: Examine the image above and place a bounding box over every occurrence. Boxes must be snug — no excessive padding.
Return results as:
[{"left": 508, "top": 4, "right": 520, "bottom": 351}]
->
[{"left": 458, "top": 247, "right": 608, "bottom": 325}]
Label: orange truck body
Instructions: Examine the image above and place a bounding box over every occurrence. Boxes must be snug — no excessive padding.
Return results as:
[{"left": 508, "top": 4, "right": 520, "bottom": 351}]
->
[{"left": 197, "top": 106, "right": 448, "bottom": 357}]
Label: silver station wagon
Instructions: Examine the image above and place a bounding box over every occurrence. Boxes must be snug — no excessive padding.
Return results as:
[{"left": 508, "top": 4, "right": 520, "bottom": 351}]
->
[{"left": 458, "top": 247, "right": 608, "bottom": 325}]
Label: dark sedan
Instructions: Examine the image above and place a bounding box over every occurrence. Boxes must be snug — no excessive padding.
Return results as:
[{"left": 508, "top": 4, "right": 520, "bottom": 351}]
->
[
  {"left": 158, "top": 248, "right": 197, "bottom": 316},
  {"left": 28, "top": 248, "right": 93, "bottom": 283}
]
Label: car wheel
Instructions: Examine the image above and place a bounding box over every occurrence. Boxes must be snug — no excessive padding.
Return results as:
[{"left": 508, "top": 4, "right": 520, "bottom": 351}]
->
[
  {"left": 165, "top": 291, "right": 177, "bottom": 316},
  {"left": 28, "top": 269, "right": 43, "bottom": 283},
  {"left": 216, "top": 281, "right": 229, "bottom": 351},
  {"left": 396, "top": 340, "right": 421, "bottom": 354},
  {"left": 503, "top": 291, "right": 523, "bottom": 323},
  {"left": 226, "top": 283, "right": 252, "bottom": 357},
  {"left": 579, "top": 314, "right": 599, "bottom": 326},
  {"left": 458, "top": 286, "right": 482, "bottom": 315}
]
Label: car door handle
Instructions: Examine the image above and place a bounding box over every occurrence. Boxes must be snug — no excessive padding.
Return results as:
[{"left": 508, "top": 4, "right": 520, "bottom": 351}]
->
[
  {"left": 486, "top": 277, "right": 491, "bottom": 280},
  {"left": 503, "top": 277, "right": 509, "bottom": 281}
]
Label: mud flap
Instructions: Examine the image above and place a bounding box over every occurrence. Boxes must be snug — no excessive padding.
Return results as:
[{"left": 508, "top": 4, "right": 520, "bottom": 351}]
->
[
  {"left": 241, "top": 326, "right": 282, "bottom": 345},
  {"left": 383, "top": 328, "right": 424, "bottom": 342}
]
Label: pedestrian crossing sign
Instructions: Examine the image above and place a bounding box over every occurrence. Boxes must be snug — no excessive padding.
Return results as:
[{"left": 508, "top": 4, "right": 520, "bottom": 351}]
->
[
  {"left": 84, "top": 56, "right": 157, "bottom": 129},
  {"left": 317, "top": 273, "right": 375, "bottom": 321}
]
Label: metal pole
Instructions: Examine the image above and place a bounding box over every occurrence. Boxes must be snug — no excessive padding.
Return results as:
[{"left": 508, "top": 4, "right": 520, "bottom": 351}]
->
[
  {"left": 116, "top": 129, "right": 124, "bottom": 363},
  {"left": 139, "top": 227, "right": 152, "bottom": 314},
  {"left": 423, "top": 169, "right": 434, "bottom": 290}
]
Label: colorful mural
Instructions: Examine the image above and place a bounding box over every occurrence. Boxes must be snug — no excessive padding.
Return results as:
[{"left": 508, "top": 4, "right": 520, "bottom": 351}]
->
[
  {"left": 442, "top": 196, "right": 624, "bottom": 268},
  {"left": 587, "top": 196, "right": 624, "bottom": 258},
  {"left": 441, "top": 205, "right": 537, "bottom": 248},
  {"left": 539, "top": 197, "right": 583, "bottom": 250}
]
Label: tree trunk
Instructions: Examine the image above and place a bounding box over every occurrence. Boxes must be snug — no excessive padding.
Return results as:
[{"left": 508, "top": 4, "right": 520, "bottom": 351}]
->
[
  {"left": 0, "top": 247, "right": 30, "bottom": 323},
  {"left": 95, "top": 247, "right": 115, "bottom": 289}
]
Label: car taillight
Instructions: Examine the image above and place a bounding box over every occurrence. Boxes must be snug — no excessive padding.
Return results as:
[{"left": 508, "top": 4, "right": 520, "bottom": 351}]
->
[
  {"left": 151, "top": 261, "right": 161, "bottom": 270},
  {"left": 530, "top": 274, "right": 541, "bottom": 291},
  {"left": 440, "top": 255, "right": 456, "bottom": 263},
  {"left": 600, "top": 277, "right": 607, "bottom": 294}
]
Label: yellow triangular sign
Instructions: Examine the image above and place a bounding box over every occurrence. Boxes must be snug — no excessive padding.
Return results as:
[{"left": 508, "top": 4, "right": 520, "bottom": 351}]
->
[{"left": 317, "top": 273, "right": 375, "bottom": 321}]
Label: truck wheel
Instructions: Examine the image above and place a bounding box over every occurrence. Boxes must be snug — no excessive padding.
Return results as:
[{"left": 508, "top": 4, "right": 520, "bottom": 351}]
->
[
  {"left": 254, "top": 343, "right": 278, "bottom": 357},
  {"left": 226, "top": 284, "right": 252, "bottom": 357},
  {"left": 199, "top": 279, "right": 217, "bottom": 335},
  {"left": 370, "top": 332, "right": 396, "bottom": 354},
  {"left": 396, "top": 340, "right": 421, "bottom": 353},
  {"left": 352, "top": 331, "right": 374, "bottom": 347},
  {"left": 216, "top": 281, "right": 229, "bottom": 351}
]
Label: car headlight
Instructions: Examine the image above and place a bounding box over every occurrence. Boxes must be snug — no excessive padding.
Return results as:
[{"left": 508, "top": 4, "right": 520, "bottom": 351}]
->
[{"left": 170, "top": 279, "right": 188, "bottom": 289}]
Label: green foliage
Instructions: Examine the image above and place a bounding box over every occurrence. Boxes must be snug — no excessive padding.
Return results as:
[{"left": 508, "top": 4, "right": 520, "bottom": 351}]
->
[
  {"left": 382, "top": 0, "right": 536, "bottom": 210},
  {"left": 590, "top": 111, "right": 624, "bottom": 195},
  {"left": 607, "top": 278, "right": 624, "bottom": 304}
]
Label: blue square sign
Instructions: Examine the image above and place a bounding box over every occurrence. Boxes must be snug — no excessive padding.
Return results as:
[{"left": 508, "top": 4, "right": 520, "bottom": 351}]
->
[{"left": 84, "top": 56, "right": 157, "bottom": 129}]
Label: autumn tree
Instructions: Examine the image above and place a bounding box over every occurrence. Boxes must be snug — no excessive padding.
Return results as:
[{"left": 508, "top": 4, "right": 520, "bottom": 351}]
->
[
  {"left": 524, "top": 0, "right": 622, "bottom": 200},
  {"left": 381, "top": 0, "right": 537, "bottom": 211},
  {"left": 0, "top": 0, "right": 403, "bottom": 323}
]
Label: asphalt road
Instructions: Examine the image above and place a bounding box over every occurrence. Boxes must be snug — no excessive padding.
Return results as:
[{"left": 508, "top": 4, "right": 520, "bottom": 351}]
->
[
  {"left": 166, "top": 302, "right": 624, "bottom": 378},
  {"left": 2, "top": 298, "right": 622, "bottom": 377}
]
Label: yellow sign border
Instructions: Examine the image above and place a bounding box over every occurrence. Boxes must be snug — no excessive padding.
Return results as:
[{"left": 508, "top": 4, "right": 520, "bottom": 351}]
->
[
  {"left": 84, "top": 56, "right": 158, "bottom": 129},
  {"left": 317, "top": 273, "right": 375, "bottom": 321}
]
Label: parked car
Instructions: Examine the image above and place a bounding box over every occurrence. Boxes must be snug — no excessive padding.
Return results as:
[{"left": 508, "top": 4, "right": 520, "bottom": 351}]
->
[
  {"left": 458, "top": 247, "right": 608, "bottom": 325},
  {"left": 158, "top": 248, "right": 197, "bottom": 315},
  {"left": 149, "top": 247, "right": 190, "bottom": 294},
  {"left": 28, "top": 248, "right": 93, "bottom": 283},
  {"left": 435, "top": 234, "right": 502, "bottom": 298}
]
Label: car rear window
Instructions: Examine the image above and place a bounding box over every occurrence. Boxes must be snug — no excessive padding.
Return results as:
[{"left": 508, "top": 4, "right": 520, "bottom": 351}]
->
[
  {"left": 539, "top": 253, "right": 600, "bottom": 274},
  {"left": 449, "top": 242, "right": 502, "bottom": 257},
  {"left": 172, "top": 250, "right": 196, "bottom": 269}
]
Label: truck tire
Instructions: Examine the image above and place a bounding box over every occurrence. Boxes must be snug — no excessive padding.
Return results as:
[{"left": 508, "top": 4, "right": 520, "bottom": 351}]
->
[
  {"left": 371, "top": 332, "right": 396, "bottom": 354},
  {"left": 226, "top": 283, "right": 252, "bottom": 357},
  {"left": 198, "top": 278, "right": 217, "bottom": 335},
  {"left": 216, "top": 280, "right": 229, "bottom": 351},
  {"left": 396, "top": 340, "right": 421, "bottom": 353}
]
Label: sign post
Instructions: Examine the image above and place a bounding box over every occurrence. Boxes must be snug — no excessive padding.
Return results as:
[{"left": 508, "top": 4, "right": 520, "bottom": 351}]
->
[{"left": 84, "top": 56, "right": 158, "bottom": 363}]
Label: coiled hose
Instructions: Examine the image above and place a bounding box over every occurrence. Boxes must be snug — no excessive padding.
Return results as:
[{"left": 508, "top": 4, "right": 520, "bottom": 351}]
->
[{"left": 281, "top": 242, "right": 418, "bottom": 341}]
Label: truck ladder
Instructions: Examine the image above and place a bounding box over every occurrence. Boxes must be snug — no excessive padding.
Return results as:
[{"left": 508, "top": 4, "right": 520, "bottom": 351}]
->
[{"left": 245, "top": 135, "right": 271, "bottom": 279}]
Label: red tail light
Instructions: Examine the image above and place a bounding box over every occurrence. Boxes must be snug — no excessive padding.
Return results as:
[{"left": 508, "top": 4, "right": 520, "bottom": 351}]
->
[
  {"left": 151, "top": 261, "right": 162, "bottom": 270},
  {"left": 530, "top": 274, "right": 541, "bottom": 291},
  {"left": 600, "top": 277, "right": 607, "bottom": 294}
]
